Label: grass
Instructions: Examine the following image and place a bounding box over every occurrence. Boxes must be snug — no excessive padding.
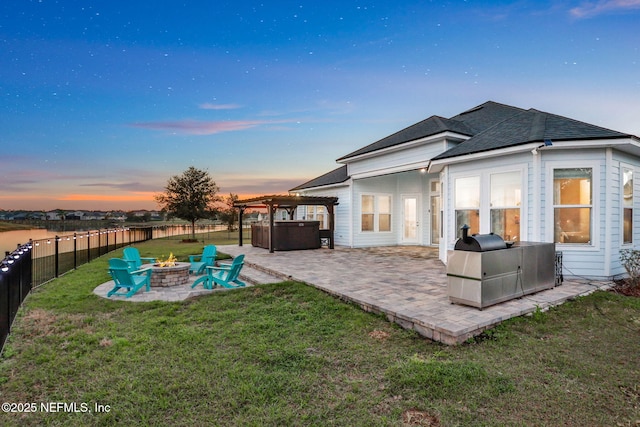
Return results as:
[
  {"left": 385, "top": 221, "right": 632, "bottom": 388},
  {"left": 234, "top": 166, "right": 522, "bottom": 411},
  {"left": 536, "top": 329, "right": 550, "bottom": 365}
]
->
[
  {"left": 0, "top": 221, "right": 35, "bottom": 232},
  {"left": 0, "top": 239, "right": 639, "bottom": 426}
]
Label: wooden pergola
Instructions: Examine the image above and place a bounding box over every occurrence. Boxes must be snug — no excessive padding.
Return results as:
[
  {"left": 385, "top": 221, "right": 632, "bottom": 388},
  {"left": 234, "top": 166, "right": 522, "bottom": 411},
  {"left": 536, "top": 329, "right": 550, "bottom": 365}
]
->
[{"left": 234, "top": 195, "right": 339, "bottom": 253}]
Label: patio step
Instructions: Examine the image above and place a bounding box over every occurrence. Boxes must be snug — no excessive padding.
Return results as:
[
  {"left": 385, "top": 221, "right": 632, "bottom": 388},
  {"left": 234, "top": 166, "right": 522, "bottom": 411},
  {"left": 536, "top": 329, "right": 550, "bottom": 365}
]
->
[{"left": 239, "top": 264, "right": 283, "bottom": 285}]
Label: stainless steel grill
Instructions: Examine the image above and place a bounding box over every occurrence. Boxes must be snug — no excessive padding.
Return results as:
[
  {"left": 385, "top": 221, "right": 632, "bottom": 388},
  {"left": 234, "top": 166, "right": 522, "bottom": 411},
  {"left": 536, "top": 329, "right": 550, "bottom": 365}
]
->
[{"left": 447, "top": 225, "right": 556, "bottom": 309}]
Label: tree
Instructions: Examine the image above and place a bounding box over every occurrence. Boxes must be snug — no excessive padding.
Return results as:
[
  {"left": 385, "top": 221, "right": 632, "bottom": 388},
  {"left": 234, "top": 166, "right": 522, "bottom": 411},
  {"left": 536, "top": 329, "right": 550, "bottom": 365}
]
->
[
  {"left": 218, "top": 193, "right": 239, "bottom": 232},
  {"left": 155, "top": 167, "right": 220, "bottom": 240}
]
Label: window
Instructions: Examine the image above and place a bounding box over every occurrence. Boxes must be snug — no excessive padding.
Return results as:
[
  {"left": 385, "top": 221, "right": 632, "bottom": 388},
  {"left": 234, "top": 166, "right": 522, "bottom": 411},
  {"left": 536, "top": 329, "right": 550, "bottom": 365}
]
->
[
  {"left": 553, "top": 168, "right": 592, "bottom": 244},
  {"left": 490, "top": 171, "right": 521, "bottom": 241},
  {"left": 362, "top": 195, "right": 374, "bottom": 231},
  {"left": 305, "top": 206, "right": 326, "bottom": 228},
  {"left": 623, "top": 168, "right": 633, "bottom": 244},
  {"left": 378, "top": 196, "right": 391, "bottom": 232},
  {"left": 361, "top": 194, "right": 392, "bottom": 232},
  {"left": 455, "top": 176, "right": 480, "bottom": 236}
]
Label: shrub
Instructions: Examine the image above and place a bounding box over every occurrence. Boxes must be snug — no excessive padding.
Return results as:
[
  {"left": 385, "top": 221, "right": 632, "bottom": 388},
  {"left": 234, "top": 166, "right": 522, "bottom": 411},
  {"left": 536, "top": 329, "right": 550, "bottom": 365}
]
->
[{"left": 619, "top": 249, "right": 640, "bottom": 287}]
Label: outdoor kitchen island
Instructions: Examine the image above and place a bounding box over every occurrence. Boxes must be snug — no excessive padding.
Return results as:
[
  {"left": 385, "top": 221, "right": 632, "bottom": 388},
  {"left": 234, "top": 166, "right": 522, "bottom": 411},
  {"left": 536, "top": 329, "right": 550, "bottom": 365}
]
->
[{"left": 447, "top": 226, "right": 557, "bottom": 309}]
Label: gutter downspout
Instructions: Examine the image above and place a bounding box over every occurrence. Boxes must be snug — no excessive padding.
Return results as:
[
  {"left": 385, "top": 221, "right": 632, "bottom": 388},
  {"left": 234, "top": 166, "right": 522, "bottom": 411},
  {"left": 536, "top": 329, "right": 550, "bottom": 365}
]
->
[
  {"left": 604, "top": 147, "right": 613, "bottom": 277},
  {"left": 532, "top": 148, "right": 541, "bottom": 240}
]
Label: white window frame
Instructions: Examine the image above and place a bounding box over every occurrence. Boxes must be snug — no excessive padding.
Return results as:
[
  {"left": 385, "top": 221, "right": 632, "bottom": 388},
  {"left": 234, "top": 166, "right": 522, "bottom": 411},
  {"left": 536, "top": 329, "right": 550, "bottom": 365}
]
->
[
  {"left": 304, "top": 205, "right": 328, "bottom": 228},
  {"left": 451, "top": 164, "right": 526, "bottom": 241},
  {"left": 453, "top": 174, "right": 480, "bottom": 236},
  {"left": 621, "top": 164, "right": 634, "bottom": 246},
  {"left": 545, "top": 161, "right": 600, "bottom": 250},
  {"left": 489, "top": 170, "right": 522, "bottom": 241},
  {"left": 360, "top": 193, "right": 392, "bottom": 233}
]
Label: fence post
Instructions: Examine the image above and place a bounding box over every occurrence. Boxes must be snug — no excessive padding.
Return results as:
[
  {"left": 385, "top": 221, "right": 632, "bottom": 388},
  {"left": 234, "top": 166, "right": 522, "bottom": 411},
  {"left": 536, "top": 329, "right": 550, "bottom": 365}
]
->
[
  {"left": 0, "top": 264, "right": 9, "bottom": 350},
  {"left": 54, "top": 235, "right": 59, "bottom": 278},
  {"left": 73, "top": 233, "right": 77, "bottom": 269},
  {"left": 87, "top": 231, "right": 92, "bottom": 263}
]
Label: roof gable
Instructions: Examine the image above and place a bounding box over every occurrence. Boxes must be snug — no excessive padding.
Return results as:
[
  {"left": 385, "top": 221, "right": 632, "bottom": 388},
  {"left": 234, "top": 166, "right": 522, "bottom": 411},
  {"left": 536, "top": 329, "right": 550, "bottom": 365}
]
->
[{"left": 337, "top": 115, "right": 474, "bottom": 161}]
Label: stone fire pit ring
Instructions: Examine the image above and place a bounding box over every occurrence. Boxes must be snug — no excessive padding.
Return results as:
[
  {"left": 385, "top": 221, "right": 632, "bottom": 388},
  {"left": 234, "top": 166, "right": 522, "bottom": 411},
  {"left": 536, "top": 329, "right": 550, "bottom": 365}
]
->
[{"left": 145, "top": 262, "right": 190, "bottom": 287}]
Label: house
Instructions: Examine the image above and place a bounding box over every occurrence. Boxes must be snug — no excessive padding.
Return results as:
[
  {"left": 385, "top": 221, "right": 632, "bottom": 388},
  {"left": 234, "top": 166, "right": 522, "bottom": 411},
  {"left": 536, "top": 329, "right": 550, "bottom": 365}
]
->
[{"left": 291, "top": 101, "right": 640, "bottom": 280}]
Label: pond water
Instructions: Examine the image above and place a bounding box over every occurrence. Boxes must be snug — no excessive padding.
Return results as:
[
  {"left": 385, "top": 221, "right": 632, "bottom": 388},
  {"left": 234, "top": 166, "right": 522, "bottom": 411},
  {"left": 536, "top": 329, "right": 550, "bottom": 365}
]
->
[{"left": 0, "top": 229, "right": 65, "bottom": 255}]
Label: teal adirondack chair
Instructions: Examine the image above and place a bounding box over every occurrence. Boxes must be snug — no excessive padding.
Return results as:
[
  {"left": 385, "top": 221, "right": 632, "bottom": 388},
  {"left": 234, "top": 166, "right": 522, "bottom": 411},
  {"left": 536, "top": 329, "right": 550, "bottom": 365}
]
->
[
  {"left": 107, "top": 258, "right": 152, "bottom": 298},
  {"left": 123, "top": 247, "right": 156, "bottom": 271},
  {"left": 188, "top": 245, "right": 217, "bottom": 275},
  {"left": 192, "top": 254, "right": 246, "bottom": 289}
]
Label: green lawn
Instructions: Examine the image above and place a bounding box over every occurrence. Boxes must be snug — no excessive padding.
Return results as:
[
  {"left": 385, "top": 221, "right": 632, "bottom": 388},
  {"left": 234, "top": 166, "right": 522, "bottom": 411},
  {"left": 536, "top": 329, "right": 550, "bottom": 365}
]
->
[
  {"left": 0, "top": 221, "right": 35, "bottom": 232},
  {"left": 0, "top": 239, "right": 639, "bottom": 426}
]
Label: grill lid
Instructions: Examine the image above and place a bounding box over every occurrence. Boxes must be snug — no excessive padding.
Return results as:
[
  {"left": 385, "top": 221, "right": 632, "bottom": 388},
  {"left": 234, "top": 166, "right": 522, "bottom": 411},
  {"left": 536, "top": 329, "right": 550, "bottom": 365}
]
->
[{"left": 454, "top": 224, "right": 507, "bottom": 252}]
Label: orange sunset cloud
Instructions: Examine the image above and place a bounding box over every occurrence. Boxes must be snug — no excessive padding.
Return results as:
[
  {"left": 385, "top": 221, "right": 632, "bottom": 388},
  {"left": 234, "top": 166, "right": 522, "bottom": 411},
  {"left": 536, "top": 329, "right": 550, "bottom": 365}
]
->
[{"left": 60, "top": 193, "right": 157, "bottom": 203}]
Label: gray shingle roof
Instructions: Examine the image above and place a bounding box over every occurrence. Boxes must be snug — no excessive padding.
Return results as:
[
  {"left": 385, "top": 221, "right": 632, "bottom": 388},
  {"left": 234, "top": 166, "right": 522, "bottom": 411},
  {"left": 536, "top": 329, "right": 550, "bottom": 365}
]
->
[
  {"left": 336, "top": 115, "right": 475, "bottom": 161},
  {"left": 292, "top": 100, "right": 637, "bottom": 191},
  {"left": 337, "top": 101, "right": 527, "bottom": 161},
  {"left": 290, "top": 165, "right": 349, "bottom": 191},
  {"left": 448, "top": 101, "right": 526, "bottom": 133},
  {"left": 432, "top": 108, "right": 632, "bottom": 160}
]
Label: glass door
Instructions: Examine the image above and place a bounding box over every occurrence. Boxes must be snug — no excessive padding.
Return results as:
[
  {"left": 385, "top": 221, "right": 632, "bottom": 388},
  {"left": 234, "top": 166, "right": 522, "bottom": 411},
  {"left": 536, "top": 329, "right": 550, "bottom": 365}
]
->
[
  {"left": 430, "top": 180, "right": 440, "bottom": 245},
  {"left": 430, "top": 195, "right": 441, "bottom": 245},
  {"left": 402, "top": 195, "right": 419, "bottom": 244}
]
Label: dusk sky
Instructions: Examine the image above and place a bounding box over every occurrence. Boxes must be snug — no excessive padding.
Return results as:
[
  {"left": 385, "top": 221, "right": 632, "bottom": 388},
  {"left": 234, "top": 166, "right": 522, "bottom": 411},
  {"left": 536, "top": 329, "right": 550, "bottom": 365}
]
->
[{"left": 2, "top": 1, "right": 639, "bottom": 211}]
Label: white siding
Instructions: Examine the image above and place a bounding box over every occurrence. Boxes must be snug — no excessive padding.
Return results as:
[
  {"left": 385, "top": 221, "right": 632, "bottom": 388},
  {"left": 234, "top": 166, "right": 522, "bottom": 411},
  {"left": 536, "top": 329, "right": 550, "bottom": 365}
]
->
[
  {"left": 542, "top": 150, "right": 606, "bottom": 278},
  {"left": 440, "top": 148, "right": 640, "bottom": 279},
  {"left": 296, "top": 186, "right": 351, "bottom": 246},
  {"left": 352, "top": 176, "right": 399, "bottom": 247},
  {"left": 347, "top": 140, "right": 445, "bottom": 178},
  {"left": 611, "top": 151, "right": 640, "bottom": 277}
]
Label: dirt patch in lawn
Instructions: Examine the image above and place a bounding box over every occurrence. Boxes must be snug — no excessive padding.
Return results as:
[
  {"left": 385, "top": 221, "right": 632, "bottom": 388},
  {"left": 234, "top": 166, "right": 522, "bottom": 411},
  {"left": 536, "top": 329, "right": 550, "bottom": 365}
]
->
[
  {"left": 402, "top": 408, "right": 441, "bottom": 426},
  {"left": 612, "top": 279, "right": 640, "bottom": 297}
]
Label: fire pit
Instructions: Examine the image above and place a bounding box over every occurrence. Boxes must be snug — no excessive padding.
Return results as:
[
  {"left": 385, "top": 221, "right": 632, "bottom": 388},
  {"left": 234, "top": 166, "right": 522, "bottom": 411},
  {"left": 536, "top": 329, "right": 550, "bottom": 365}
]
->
[{"left": 146, "top": 262, "right": 190, "bottom": 287}]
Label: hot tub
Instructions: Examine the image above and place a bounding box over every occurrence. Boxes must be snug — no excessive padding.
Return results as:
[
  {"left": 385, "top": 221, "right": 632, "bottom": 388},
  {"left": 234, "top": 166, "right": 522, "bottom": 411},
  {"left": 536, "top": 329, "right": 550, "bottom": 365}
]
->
[{"left": 251, "top": 221, "right": 320, "bottom": 251}]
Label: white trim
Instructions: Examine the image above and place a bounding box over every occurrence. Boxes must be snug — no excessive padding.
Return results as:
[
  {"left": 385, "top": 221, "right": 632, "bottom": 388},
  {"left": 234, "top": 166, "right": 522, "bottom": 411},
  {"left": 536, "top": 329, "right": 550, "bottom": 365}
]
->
[
  {"left": 620, "top": 161, "right": 634, "bottom": 248},
  {"left": 440, "top": 168, "right": 449, "bottom": 263},
  {"left": 348, "top": 181, "right": 354, "bottom": 247},
  {"left": 429, "top": 178, "right": 441, "bottom": 246},
  {"left": 429, "top": 143, "right": 542, "bottom": 173},
  {"left": 532, "top": 148, "right": 541, "bottom": 239},
  {"left": 401, "top": 194, "right": 422, "bottom": 244},
  {"left": 294, "top": 180, "right": 351, "bottom": 194},
  {"left": 449, "top": 163, "right": 527, "bottom": 239},
  {"left": 349, "top": 161, "right": 430, "bottom": 180},
  {"left": 428, "top": 137, "right": 640, "bottom": 173},
  {"left": 605, "top": 148, "right": 613, "bottom": 275},
  {"left": 358, "top": 192, "right": 393, "bottom": 234},
  {"left": 339, "top": 131, "right": 469, "bottom": 164},
  {"left": 545, "top": 160, "right": 601, "bottom": 251}
]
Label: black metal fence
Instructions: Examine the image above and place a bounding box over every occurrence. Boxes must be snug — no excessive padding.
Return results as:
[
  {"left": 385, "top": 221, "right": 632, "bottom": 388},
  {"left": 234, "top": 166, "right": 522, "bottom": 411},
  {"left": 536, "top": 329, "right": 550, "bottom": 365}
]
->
[
  {"left": 29, "top": 227, "right": 153, "bottom": 287},
  {"left": 0, "top": 243, "right": 32, "bottom": 351},
  {"left": 0, "top": 223, "right": 239, "bottom": 351},
  {"left": 0, "top": 226, "right": 154, "bottom": 350}
]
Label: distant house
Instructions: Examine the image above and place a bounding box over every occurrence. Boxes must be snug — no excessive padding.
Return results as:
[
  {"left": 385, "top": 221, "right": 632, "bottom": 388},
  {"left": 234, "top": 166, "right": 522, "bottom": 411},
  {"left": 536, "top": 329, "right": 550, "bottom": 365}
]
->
[
  {"left": 11, "top": 212, "right": 28, "bottom": 221},
  {"left": 46, "top": 211, "right": 62, "bottom": 221},
  {"left": 66, "top": 211, "right": 85, "bottom": 220},
  {"left": 109, "top": 211, "right": 127, "bottom": 222},
  {"left": 291, "top": 101, "right": 640, "bottom": 279}
]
